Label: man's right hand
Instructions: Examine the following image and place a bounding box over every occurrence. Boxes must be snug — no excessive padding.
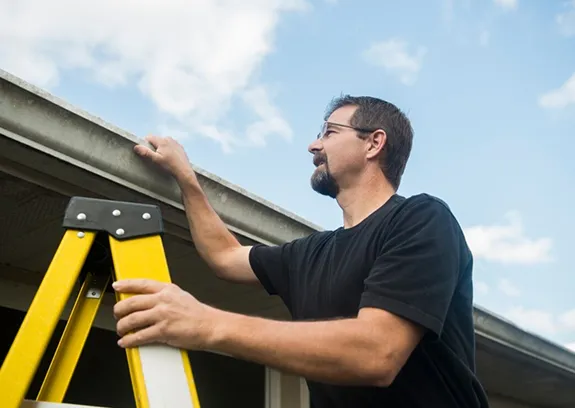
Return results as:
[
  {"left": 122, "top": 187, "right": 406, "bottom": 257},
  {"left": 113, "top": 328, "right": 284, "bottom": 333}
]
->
[{"left": 134, "top": 135, "right": 197, "bottom": 184}]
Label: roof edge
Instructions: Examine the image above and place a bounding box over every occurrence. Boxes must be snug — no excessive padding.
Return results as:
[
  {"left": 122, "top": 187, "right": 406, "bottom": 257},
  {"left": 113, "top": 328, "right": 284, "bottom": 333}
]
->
[
  {"left": 0, "top": 69, "right": 320, "bottom": 245},
  {"left": 474, "top": 305, "right": 575, "bottom": 375}
]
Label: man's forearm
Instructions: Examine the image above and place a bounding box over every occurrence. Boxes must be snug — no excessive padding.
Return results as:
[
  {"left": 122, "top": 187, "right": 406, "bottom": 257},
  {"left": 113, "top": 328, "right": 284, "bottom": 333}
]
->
[
  {"left": 207, "top": 309, "right": 392, "bottom": 387},
  {"left": 176, "top": 173, "right": 240, "bottom": 269}
]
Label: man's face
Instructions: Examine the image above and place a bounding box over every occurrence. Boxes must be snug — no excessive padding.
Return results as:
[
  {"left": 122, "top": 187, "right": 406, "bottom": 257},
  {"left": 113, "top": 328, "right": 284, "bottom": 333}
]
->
[{"left": 308, "top": 105, "right": 367, "bottom": 198}]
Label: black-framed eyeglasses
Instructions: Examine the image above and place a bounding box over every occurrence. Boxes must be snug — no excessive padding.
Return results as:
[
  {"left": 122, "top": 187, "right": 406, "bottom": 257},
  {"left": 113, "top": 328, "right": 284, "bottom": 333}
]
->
[{"left": 317, "top": 121, "right": 381, "bottom": 139}]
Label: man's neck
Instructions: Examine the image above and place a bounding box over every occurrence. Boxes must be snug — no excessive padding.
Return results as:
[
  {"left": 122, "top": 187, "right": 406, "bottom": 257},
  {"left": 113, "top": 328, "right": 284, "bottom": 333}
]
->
[{"left": 337, "top": 172, "right": 396, "bottom": 229}]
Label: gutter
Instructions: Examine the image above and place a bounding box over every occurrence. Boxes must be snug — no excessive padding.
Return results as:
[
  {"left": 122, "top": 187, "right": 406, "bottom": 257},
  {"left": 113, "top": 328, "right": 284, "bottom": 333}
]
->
[
  {"left": 474, "top": 305, "right": 575, "bottom": 378},
  {"left": 0, "top": 68, "right": 320, "bottom": 247}
]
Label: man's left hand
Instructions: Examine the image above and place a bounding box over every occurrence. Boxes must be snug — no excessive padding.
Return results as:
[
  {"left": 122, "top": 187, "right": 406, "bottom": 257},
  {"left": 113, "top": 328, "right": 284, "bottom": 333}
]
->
[{"left": 112, "top": 279, "right": 216, "bottom": 349}]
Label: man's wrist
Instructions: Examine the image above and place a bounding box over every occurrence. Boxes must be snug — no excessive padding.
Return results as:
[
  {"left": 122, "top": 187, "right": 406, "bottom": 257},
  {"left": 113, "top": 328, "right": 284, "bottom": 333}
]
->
[
  {"left": 175, "top": 170, "right": 201, "bottom": 192},
  {"left": 202, "top": 306, "right": 235, "bottom": 350}
]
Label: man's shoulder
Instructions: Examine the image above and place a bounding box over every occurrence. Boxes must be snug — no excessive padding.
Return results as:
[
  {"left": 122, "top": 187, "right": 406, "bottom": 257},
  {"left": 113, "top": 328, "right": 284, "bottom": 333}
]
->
[
  {"left": 401, "top": 192, "right": 452, "bottom": 211},
  {"left": 380, "top": 193, "right": 468, "bottom": 245},
  {"left": 399, "top": 193, "right": 472, "bottom": 254},
  {"left": 392, "top": 192, "right": 459, "bottom": 223},
  {"left": 347, "top": 192, "right": 458, "bottom": 234}
]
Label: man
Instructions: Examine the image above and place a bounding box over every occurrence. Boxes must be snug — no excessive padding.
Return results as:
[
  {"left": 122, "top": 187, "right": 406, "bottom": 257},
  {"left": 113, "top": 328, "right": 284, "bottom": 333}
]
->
[{"left": 112, "top": 95, "right": 490, "bottom": 407}]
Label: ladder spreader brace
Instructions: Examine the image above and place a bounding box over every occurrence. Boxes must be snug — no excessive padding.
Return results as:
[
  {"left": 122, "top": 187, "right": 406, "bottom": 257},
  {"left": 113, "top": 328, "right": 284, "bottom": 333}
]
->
[{"left": 0, "top": 196, "right": 201, "bottom": 408}]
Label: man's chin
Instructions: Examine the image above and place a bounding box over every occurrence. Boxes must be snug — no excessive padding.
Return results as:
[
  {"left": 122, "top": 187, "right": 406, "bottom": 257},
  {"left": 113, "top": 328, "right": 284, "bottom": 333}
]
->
[{"left": 310, "top": 171, "right": 339, "bottom": 199}]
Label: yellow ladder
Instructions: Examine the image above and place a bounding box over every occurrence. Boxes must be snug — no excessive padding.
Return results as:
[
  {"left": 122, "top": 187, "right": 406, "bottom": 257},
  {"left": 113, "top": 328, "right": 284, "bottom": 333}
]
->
[{"left": 0, "top": 196, "right": 201, "bottom": 408}]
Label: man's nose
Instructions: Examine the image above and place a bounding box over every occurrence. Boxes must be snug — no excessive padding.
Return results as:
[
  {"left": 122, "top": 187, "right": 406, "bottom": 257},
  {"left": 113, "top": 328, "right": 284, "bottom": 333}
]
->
[{"left": 308, "top": 138, "right": 322, "bottom": 154}]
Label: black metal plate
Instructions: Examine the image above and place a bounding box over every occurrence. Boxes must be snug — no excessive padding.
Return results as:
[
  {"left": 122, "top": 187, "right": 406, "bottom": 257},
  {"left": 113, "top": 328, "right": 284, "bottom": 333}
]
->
[{"left": 62, "top": 196, "right": 164, "bottom": 240}]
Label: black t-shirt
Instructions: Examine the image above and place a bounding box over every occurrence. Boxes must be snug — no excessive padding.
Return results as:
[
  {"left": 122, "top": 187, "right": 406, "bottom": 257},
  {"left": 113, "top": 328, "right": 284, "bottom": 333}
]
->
[{"left": 249, "top": 193, "right": 490, "bottom": 408}]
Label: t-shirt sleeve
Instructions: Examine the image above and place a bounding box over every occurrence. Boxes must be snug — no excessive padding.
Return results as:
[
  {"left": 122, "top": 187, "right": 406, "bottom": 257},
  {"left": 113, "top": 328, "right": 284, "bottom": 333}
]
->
[
  {"left": 249, "top": 240, "right": 295, "bottom": 305},
  {"left": 359, "top": 196, "right": 465, "bottom": 338}
]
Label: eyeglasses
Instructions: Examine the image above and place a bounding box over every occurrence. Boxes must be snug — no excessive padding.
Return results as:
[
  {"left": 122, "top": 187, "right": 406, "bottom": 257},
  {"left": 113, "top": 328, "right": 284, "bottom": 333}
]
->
[{"left": 317, "top": 121, "right": 381, "bottom": 139}]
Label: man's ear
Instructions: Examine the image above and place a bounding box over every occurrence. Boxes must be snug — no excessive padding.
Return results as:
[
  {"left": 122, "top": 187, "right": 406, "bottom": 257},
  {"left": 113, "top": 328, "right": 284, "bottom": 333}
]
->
[{"left": 366, "top": 129, "right": 387, "bottom": 159}]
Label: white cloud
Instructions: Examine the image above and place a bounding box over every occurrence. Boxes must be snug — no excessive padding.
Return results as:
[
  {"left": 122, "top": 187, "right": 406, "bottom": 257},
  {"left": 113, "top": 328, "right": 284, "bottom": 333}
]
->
[
  {"left": 503, "top": 307, "right": 575, "bottom": 338},
  {"left": 505, "top": 307, "right": 557, "bottom": 335},
  {"left": 0, "top": 0, "right": 309, "bottom": 152},
  {"left": 497, "top": 278, "right": 521, "bottom": 297},
  {"left": 558, "top": 309, "right": 575, "bottom": 330},
  {"left": 493, "top": 0, "right": 518, "bottom": 11},
  {"left": 463, "top": 211, "right": 553, "bottom": 265},
  {"left": 492, "top": 302, "right": 575, "bottom": 346},
  {"left": 362, "top": 38, "right": 427, "bottom": 86},
  {"left": 556, "top": 1, "right": 575, "bottom": 37},
  {"left": 538, "top": 72, "right": 575, "bottom": 110},
  {"left": 242, "top": 85, "right": 293, "bottom": 147},
  {"left": 505, "top": 306, "right": 575, "bottom": 338}
]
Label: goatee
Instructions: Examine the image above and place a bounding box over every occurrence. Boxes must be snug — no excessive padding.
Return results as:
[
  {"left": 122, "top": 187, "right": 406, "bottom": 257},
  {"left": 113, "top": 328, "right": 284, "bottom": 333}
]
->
[{"left": 311, "top": 167, "right": 339, "bottom": 198}]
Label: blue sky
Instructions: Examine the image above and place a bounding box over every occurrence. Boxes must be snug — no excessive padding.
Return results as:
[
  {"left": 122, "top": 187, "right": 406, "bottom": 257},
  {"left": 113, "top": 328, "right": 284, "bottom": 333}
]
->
[{"left": 2, "top": 0, "right": 574, "bottom": 349}]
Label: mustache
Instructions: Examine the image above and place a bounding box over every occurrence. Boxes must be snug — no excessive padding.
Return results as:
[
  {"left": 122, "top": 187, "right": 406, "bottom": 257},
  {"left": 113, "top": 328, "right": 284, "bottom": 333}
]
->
[{"left": 313, "top": 153, "right": 328, "bottom": 167}]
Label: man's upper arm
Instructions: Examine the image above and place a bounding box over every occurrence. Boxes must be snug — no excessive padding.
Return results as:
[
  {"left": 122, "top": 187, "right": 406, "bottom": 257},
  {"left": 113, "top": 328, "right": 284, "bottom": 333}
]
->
[
  {"left": 357, "top": 306, "right": 426, "bottom": 385},
  {"left": 360, "top": 196, "right": 464, "bottom": 339},
  {"left": 216, "top": 245, "right": 262, "bottom": 286},
  {"left": 216, "top": 242, "right": 295, "bottom": 302}
]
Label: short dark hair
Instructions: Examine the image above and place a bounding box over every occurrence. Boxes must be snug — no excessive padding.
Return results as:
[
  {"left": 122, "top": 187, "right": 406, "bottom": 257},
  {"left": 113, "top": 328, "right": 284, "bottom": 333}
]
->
[{"left": 323, "top": 95, "right": 414, "bottom": 190}]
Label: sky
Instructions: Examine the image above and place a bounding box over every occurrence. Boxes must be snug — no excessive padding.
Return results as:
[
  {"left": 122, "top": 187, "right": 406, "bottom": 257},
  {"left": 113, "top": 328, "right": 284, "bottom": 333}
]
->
[{"left": 1, "top": 0, "right": 574, "bottom": 351}]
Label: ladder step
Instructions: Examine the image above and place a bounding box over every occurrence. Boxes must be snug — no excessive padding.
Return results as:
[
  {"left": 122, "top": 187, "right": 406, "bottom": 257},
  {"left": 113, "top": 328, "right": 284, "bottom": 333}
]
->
[{"left": 138, "top": 344, "right": 198, "bottom": 408}]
